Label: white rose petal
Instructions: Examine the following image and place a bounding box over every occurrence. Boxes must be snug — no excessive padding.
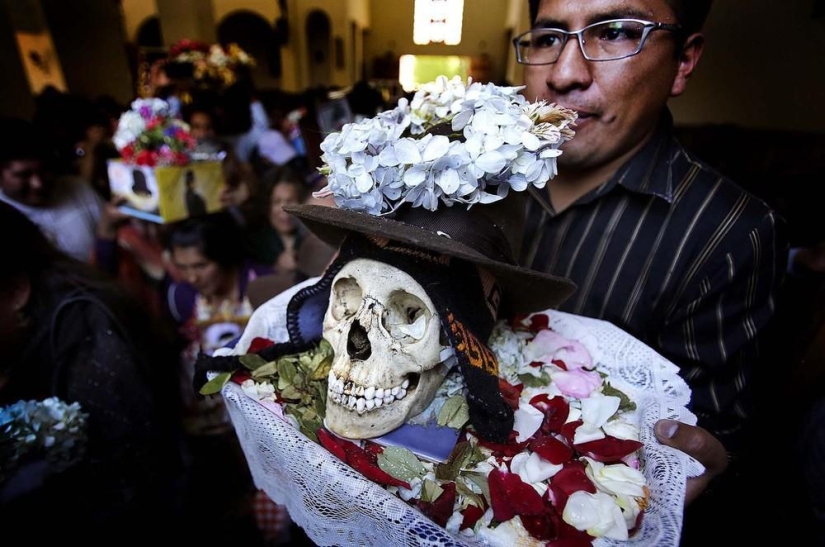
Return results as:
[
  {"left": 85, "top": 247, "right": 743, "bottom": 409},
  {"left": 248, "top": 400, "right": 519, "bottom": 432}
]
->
[
  {"left": 513, "top": 401, "right": 544, "bottom": 443},
  {"left": 563, "top": 491, "right": 629, "bottom": 540}
]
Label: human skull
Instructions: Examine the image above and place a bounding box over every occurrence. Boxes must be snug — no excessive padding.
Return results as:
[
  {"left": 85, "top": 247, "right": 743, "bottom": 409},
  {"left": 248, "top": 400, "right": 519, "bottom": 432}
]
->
[{"left": 323, "top": 258, "right": 450, "bottom": 439}]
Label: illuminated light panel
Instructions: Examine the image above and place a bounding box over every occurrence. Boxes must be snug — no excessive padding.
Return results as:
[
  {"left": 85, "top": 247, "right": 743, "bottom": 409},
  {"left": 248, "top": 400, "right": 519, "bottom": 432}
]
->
[{"left": 413, "top": 0, "right": 464, "bottom": 45}]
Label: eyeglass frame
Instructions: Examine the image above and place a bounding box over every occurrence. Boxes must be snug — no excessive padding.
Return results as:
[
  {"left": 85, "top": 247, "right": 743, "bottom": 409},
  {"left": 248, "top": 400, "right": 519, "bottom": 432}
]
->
[{"left": 513, "top": 18, "right": 683, "bottom": 65}]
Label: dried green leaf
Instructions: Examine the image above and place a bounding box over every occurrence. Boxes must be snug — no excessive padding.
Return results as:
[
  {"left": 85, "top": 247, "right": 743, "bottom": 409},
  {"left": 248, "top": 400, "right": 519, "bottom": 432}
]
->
[
  {"left": 280, "top": 385, "right": 302, "bottom": 400},
  {"left": 456, "top": 478, "right": 485, "bottom": 510},
  {"left": 602, "top": 382, "right": 636, "bottom": 412},
  {"left": 251, "top": 361, "right": 279, "bottom": 378},
  {"left": 467, "top": 444, "right": 487, "bottom": 467},
  {"left": 239, "top": 353, "right": 268, "bottom": 371},
  {"left": 435, "top": 441, "right": 472, "bottom": 481},
  {"left": 462, "top": 471, "right": 490, "bottom": 503},
  {"left": 437, "top": 395, "right": 469, "bottom": 429},
  {"left": 518, "top": 370, "right": 551, "bottom": 388},
  {"left": 277, "top": 359, "right": 298, "bottom": 384},
  {"left": 199, "top": 372, "right": 232, "bottom": 395},
  {"left": 377, "top": 446, "right": 427, "bottom": 483},
  {"left": 421, "top": 479, "right": 444, "bottom": 504}
]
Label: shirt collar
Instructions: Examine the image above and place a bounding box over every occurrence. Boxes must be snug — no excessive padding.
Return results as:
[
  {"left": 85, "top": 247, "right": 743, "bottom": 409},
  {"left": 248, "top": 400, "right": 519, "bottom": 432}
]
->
[{"left": 598, "top": 109, "right": 678, "bottom": 204}]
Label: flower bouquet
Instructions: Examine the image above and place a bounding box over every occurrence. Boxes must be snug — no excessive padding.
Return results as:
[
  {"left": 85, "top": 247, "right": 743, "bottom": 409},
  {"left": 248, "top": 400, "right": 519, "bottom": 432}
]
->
[
  {"left": 108, "top": 98, "right": 225, "bottom": 223},
  {"left": 166, "top": 39, "right": 255, "bottom": 90},
  {"left": 314, "top": 75, "right": 577, "bottom": 215},
  {"left": 210, "top": 283, "right": 700, "bottom": 547},
  {"left": 1, "top": 397, "right": 88, "bottom": 496}
]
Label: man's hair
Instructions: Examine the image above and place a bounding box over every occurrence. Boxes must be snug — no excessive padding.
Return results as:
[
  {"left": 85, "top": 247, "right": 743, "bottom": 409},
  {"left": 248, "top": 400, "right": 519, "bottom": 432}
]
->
[
  {"left": 0, "top": 117, "right": 56, "bottom": 168},
  {"left": 527, "top": 0, "right": 712, "bottom": 36}
]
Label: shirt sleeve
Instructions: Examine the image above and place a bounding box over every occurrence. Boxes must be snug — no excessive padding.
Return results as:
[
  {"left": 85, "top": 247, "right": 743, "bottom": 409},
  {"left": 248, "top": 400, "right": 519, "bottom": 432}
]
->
[{"left": 654, "top": 210, "right": 787, "bottom": 449}]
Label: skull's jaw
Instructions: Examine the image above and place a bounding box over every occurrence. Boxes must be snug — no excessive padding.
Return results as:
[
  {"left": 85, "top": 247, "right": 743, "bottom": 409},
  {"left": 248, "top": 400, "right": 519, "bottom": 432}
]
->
[{"left": 325, "top": 371, "right": 419, "bottom": 439}]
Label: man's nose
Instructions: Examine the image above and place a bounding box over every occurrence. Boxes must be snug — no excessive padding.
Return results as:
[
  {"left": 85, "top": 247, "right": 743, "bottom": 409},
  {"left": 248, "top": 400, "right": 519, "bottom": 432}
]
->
[
  {"left": 29, "top": 174, "right": 44, "bottom": 191},
  {"left": 547, "top": 36, "right": 593, "bottom": 92}
]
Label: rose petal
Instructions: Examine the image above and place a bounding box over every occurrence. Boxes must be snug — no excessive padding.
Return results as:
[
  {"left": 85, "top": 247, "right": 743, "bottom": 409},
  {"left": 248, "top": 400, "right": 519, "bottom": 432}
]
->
[
  {"left": 529, "top": 435, "right": 574, "bottom": 465},
  {"left": 576, "top": 436, "right": 643, "bottom": 463},
  {"left": 529, "top": 394, "right": 570, "bottom": 433},
  {"left": 489, "top": 468, "right": 545, "bottom": 522}
]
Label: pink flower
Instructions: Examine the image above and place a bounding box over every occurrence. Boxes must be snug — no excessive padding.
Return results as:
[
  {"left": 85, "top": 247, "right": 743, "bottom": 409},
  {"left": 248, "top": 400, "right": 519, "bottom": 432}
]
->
[{"left": 551, "top": 369, "right": 602, "bottom": 399}]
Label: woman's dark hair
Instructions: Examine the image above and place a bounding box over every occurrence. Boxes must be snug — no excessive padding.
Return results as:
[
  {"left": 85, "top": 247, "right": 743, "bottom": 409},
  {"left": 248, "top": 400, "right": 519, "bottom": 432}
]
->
[
  {"left": 527, "top": 0, "right": 712, "bottom": 36},
  {"left": 0, "top": 201, "right": 181, "bottom": 383},
  {"left": 0, "top": 201, "right": 110, "bottom": 302},
  {"left": 165, "top": 211, "right": 245, "bottom": 269}
]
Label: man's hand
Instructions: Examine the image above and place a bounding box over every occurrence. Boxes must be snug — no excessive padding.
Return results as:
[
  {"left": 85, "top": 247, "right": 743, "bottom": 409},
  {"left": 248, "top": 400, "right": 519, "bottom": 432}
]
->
[
  {"left": 654, "top": 419, "right": 728, "bottom": 505},
  {"left": 96, "top": 197, "right": 130, "bottom": 240}
]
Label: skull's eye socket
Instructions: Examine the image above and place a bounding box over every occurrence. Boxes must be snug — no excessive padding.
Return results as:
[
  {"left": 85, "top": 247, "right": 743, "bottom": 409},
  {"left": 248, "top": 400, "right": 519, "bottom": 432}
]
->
[
  {"left": 384, "top": 291, "right": 431, "bottom": 340},
  {"left": 331, "top": 277, "right": 362, "bottom": 321}
]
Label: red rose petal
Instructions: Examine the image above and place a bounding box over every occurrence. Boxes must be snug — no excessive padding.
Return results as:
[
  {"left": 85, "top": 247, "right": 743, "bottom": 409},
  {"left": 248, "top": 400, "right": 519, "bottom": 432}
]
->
[
  {"left": 416, "top": 482, "right": 456, "bottom": 527},
  {"left": 248, "top": 336, "right": 275, "bottom": 353},
  {"left": 489, "top": 468, "right": 545, "bottom": 522},
  {"left": 317, "top": 428, "right": 348, "bottom": 463},
  {"left": 529, "top": 435, "right": 574, "bottom": 465},
  {"left": 549, "top": 461, "right": 596, "bottom": 512},
  {"left": 460, "top": 504, "right": 486, "bottom": 531},
  {"left": 230, "top": 370, "right": 252, "bottom": 385},
  {"left": 346, "top": 445, "right": 410, "bottom": 489},
  {"left": 575, "top": 436, "right": 644, "bottom": 463},
  {"left": 529, "top": 395, "right": 570, "bottom": 434},
  {"left": 528, "top": 313, "right": 550, "bottom": 333},
  {"left": 559, "top": 419, "right": 583, "bottom": 445},
  {"left": 551, "top": 359, "right": 568, "bottom": 371}
]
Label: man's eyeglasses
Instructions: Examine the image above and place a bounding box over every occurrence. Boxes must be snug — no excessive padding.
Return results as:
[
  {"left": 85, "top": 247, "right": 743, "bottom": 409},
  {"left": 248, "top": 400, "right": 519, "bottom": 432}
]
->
[{"left": 513, "top": 19, "right": 682, "bottom": 65}]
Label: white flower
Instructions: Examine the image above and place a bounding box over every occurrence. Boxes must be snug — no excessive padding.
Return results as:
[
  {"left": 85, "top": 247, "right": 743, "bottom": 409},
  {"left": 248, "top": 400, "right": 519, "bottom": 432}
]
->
[
  {"left": 584, "top": 457, "right": 647, "bottom": 498},
  {"left": 113, "top": 111, "right": 145, "bottom": 150},
  {"left": 563, "top": 490, "right": 629, "bottom": 540},
  {"left": 314, "top": 75, "right": 577, "bottom": 215},
  {"left": 510, "top": 451, "right": 562, "bottom": 486},
  {"left": 512, "top": 400, "right": 544, "bottom": 443}
]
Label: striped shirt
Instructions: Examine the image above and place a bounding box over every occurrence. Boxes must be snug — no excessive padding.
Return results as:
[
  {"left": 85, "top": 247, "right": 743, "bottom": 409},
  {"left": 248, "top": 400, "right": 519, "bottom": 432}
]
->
[{"left": 521, "top": 112, "right": 787, "bottom": 450}]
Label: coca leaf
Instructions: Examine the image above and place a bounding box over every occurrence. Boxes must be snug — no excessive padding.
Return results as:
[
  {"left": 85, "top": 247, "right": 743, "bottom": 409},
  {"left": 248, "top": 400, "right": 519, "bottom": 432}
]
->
[
  {"left": 377, "top": 445, "right": 427, "bottom": 483},
  {"left": 601, "top": 382, "right": 636, "bottom": 412},
  {"left": 239, "top": 353, "right": 268, "bottom": 371},
  {"left": 437, "top": 395, "right": 469, "bottom": 429},
  {"left": 519, "top": 370, "right": 551, "bottom": 388},
  {"left": 435, "top": 441, "right": 472, "bottom": 481},
  {"left": 199, "top": 371, "right": 231, "bottom": 395}
]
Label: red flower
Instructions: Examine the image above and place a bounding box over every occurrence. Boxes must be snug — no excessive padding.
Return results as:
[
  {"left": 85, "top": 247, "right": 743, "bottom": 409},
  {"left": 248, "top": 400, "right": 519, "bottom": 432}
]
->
[
  {"left": 488, "top": 468, "right": 545, "bottom": 522},
  {"left": 415, "top": 482, "right": 457, "bottom": 527},
  {"left": 248, "top": 337, "right": 275, "bottom": 353},
  {"left": 575, "top": 436, "right": 644, "bottom": 463},
  {"left": 460, "top": 504, "right": 485, "bottom": 531},
  {"left": 548, "top": 460, "right": 596, "bottom": 512},
  {"left": 530, "top": 394, "right": 570, "bottom": 434},
  {"left": 529, "top": 435, "right": 573, "bottom": 465},
  {"left": 135, "top": 150, "right": 158, "bottom": 166}
]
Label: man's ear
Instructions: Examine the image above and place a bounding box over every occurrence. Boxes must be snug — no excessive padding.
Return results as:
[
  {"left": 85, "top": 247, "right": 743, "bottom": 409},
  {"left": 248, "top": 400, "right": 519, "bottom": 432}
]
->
[{"left": 670, "top": 33, "right": 705, "bottom": 97}]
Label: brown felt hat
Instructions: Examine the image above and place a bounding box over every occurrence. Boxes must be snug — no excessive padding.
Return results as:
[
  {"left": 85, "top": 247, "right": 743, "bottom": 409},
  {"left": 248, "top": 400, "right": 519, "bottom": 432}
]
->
[{"left": 284, "top": 192, "right": 576, "bottom": 316}]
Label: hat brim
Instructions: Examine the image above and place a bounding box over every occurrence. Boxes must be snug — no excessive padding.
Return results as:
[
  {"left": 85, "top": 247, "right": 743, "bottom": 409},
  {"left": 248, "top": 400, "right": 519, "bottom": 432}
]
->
[{"left": 285, "top": 204, "right": 577, "bottom": 315}]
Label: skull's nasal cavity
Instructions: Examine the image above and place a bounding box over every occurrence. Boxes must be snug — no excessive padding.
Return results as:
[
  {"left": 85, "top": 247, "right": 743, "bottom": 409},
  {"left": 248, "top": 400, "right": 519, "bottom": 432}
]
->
[{"left": 347, "top": 322, "right": 372, "bottom": 360}]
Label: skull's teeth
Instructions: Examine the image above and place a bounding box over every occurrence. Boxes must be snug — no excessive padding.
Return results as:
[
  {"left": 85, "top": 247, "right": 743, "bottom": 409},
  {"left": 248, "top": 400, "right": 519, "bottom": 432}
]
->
[{"left": 329, "top": 373, "right": 408, "bottom": 413}]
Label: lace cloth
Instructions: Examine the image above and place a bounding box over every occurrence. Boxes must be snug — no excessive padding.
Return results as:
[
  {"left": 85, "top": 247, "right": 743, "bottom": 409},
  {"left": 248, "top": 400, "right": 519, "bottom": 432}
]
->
[{"left": 219, "top": 280, "right": 702, "bottom": 546}]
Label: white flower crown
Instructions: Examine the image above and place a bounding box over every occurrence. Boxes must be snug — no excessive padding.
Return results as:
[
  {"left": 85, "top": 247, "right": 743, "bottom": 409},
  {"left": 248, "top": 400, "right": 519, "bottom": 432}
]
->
[{"left": 315, "top": 76, "right": 577, "bottom": 215}]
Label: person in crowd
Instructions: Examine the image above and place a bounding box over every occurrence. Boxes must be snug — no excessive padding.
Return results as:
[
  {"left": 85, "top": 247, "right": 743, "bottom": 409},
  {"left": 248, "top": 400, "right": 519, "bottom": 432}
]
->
[
  {"left": 0, "top": 117, "right": 121, "bottom": 264},
  {"left": 161, "top": 211, "right": 272, "bottom": 542},
  {"left": 517, "top": 0, "right": 789, "bottom": 542},
  {"left": 253, "top": 106, "right": 299, "bottom": 178},
  {"left": 241, "top": 168, "right": 337, "bottom": 308},
  {"left": 0, "top": 202, "right": 188, "bottom": 540}
]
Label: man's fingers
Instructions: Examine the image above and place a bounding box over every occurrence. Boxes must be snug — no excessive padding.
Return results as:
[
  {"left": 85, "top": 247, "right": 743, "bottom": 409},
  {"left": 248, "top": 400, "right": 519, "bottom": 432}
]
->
[{"left": 654, "top": 419, "right": 728, "bottom": 476}]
